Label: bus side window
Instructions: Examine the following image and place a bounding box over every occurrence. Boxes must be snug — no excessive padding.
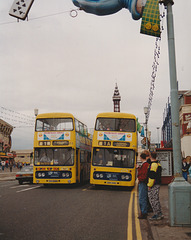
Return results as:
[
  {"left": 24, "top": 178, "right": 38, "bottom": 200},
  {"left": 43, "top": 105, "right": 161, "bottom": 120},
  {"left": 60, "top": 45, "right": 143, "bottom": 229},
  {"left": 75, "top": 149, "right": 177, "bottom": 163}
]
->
[
  {"left": 79, "top": 123, "right": 84, "bottom": 135},
  {"left": 80, "top": 151, "right": 85, "bottom": 163},
  {"left": 75, "top": 119, "right": 80, "bottom": 132},
  {"left": 84, "top": 126, "right": 88, "bottom": 136},
  {"left": 87, "top": 152, "right": 91, "bottom": 163}
]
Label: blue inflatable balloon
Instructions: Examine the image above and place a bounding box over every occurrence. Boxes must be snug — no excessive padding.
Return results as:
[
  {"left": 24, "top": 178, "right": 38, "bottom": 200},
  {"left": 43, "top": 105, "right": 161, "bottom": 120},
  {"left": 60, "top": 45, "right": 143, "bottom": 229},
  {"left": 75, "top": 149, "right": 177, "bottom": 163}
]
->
[{"left": 72, "top": 0, "right": 145, "bottom": 20}]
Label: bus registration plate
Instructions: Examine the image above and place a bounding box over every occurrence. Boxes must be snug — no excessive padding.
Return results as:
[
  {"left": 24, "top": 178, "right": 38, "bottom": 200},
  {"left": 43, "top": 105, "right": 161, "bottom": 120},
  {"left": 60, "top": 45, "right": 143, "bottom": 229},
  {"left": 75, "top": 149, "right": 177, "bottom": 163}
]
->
[
  {"left": 107, "top": 173, "right": 117, "bottom": 180},
  {"left": 107, "top": 182, "right": 117, "bottom": 184},
  {"left": 48, "top": 172, "right": 59, "bottom": 178}
]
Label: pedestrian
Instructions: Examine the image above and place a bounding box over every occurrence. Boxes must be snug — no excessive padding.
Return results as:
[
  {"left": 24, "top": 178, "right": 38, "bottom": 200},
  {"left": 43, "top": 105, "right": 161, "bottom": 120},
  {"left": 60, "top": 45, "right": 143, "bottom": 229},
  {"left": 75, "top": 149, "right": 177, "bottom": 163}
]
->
[
  {"left": 188, "top": 157, "right": 191, "bottom": 182},
  {"left": 147, "top": 151, "right": 163, "bottom": 220},
  {"left": 1, "top": 160, "right": 5, "bottom": 171},
  {"left": 142, "top": 149, "right": 153, "bottom": 212},
  {"left": 5, "top": 160, "right": 8, "bottom": 168},
  {"left": 9, "top": 160, "right": 13, "bottom": 172},
  {"left": 182, "top": 157, "right": 189, "bottom": 181},
  {"left": 137, "top": 153, "right": 149, "bottom": 219},
  {"left": 143, "top": 150, "right": 151, "bottom": 165},
  {"left": 19, "top": 162, "right": 23, "bottom": 170}
]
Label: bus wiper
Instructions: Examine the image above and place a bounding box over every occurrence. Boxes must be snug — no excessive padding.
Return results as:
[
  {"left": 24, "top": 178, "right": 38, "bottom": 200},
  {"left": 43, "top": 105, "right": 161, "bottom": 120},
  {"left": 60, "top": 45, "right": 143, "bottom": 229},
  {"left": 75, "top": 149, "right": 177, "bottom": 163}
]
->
[{"left": 63, "top": 157, "right": 72, "bottom": 166}]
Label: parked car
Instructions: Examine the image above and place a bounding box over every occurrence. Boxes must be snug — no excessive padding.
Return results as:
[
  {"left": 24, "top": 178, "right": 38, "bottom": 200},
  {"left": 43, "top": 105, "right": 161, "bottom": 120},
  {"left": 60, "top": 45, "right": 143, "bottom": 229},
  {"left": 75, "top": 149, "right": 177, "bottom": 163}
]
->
[{"left": 16, "top": 166, "right": 33, "bottom": 185}]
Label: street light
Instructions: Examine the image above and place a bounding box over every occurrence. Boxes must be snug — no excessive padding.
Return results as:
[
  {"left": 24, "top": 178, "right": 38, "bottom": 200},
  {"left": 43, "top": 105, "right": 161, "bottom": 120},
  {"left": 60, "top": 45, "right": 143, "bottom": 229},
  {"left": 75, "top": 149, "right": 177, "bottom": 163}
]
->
[
  {"left": 156, "top": 127, "right": 160, "bottom": 148},
  {"left": 144, "top": 107, "right": 148, "bottom": 149},
  {"left": 34, "top": 109, "right": 38, "bottom": 117}
]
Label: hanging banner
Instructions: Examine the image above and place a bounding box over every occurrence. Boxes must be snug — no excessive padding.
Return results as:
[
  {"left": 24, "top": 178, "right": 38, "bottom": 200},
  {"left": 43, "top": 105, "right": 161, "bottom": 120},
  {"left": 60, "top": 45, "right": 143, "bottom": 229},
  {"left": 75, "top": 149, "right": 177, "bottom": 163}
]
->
[{"left": 140, "top": 0, "right": 160, "bottom": 37}]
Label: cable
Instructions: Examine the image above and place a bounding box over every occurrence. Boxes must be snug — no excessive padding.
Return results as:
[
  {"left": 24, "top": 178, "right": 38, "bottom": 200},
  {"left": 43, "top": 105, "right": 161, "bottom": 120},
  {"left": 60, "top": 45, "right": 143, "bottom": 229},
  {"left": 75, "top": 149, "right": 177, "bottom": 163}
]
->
[{"left": 0, "top": 8, "right": 79, "bottom": 26}]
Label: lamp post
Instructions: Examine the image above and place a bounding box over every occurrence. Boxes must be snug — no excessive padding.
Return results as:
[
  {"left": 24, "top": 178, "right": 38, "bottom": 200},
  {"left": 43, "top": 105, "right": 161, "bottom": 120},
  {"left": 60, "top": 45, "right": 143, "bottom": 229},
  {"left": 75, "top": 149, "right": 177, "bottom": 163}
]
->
[
  {"left": 34, "top": 109, "right": 38, "bottom": 117},
  {"left": 162, "top": 0, "right": 191, "bottom": 227},
  {"left": 144, "top": 107, "right": 148, "bottom": 149},
  {"left": 156, "top": 127, "right": 160, "bottom": 148}
]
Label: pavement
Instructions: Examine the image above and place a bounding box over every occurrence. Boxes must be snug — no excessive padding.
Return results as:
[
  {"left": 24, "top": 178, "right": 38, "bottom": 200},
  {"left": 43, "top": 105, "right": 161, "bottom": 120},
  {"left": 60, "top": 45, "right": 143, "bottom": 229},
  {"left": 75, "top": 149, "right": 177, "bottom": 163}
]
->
[
  {"left": 0, "top": 166, "right": 18, "bottom": 181},
  {"left": 144, "top": 182, "right": 191, "bottom": 240},
  {"left": 0, "top": 168, "right": 191, "bottom": 240}
]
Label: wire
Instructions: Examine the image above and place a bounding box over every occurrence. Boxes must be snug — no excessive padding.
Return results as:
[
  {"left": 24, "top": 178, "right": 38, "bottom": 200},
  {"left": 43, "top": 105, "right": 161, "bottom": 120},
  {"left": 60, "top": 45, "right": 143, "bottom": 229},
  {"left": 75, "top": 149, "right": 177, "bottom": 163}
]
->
[
  {"left": 0, "top": 106, "right": 35, "bottom": 128},
  {"left": 0, "top": 8, "right": 79, "bottom": 26}
]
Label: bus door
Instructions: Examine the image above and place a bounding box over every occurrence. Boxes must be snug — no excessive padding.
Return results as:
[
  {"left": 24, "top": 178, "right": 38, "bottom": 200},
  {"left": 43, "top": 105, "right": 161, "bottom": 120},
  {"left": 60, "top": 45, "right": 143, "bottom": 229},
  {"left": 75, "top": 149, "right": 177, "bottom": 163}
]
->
[{"left": 76, "top": 149, "right": 81, "bottom": 183}]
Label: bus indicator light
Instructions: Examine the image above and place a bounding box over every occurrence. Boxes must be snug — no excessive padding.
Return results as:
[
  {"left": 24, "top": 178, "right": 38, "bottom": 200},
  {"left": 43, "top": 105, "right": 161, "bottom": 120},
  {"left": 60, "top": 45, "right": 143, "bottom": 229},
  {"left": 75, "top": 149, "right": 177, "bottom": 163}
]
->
[
  {"left": 113, "top": 142, "right": 130, "bottom": 147},
  {"left": 98, "top": 141, "right": 111, "bottom": 146},
  {"left": 39, "top": 141, "right": 51, "bottom": 146},
  {"left": 52, "top": 141, "right": 69, "bottom": 146}
]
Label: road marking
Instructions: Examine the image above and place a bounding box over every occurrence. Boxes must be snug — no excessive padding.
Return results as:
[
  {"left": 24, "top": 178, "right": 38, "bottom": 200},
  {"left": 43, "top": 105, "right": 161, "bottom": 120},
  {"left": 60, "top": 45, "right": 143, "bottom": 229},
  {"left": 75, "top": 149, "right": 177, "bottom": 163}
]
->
[
  {"left": 16, "top": 186, "right": 41, "bottom": 193},
  {"left": 127, "top": 183, "right": 143, "bottom": 240},
  {"left": 134, "top": 183, "right": 142, "bottom": 240},
  {"left": 10, "top": 185, "right": 30, "bottom": 189},
  {"left": 127, "top": 188, "right": 134, "bottom": 240},
  {"left": 0, "top": 182, "right": 15, "bottom": 188}
]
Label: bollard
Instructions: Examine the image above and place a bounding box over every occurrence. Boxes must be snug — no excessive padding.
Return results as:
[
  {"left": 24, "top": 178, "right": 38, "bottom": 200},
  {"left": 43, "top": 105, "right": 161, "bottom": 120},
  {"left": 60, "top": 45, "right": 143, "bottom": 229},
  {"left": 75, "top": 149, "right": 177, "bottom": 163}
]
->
[{"left": 169, "top": 177, "right": 191, "bottom": 226}]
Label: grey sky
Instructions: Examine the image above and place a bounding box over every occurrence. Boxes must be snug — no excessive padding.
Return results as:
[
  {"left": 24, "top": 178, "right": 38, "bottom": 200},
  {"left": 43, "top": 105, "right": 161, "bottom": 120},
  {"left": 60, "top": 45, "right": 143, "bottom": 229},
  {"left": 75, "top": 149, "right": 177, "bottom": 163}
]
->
[{"left": 0, "top": 0, "right": 190, "bottom": 150}]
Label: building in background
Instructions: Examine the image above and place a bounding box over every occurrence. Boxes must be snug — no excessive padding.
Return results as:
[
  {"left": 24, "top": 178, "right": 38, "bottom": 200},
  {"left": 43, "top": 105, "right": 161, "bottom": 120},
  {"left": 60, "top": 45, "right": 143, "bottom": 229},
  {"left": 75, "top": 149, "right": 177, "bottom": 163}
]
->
[
  {"left": 179, "top": 90, "right": 191, "bottom": 157},
  {"left": 14, "top": 150, "right": 33, "bottom": 165},
  {"left": 0, "top": 119, "right": 16, "bottom": 164},
  {"left": 112, "top": 83, "right": 121, "bottom": 112},
  {"left": 161, "top": 90, "right": 191, "bottom": 157}
]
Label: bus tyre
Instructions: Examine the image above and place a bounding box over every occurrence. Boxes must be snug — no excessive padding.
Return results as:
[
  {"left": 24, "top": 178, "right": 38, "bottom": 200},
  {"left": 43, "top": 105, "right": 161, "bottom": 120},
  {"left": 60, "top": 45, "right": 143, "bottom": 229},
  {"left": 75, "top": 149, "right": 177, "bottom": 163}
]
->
[
  {"left": 80, "top": 171, "right": 84, "bottom": 184},
  {"left": 19, "top": 180, "right": 23, "bottom": 185}
]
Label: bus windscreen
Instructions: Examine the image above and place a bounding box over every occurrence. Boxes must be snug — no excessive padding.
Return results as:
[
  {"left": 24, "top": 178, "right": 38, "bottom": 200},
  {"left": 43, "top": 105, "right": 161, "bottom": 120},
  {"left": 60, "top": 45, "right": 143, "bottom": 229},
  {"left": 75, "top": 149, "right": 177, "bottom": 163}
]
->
[
  {"left": 34, "top": 148, "right": 74, "bottom": 166},
  {"left": 92, "top": 148, "right": 135, "bottom": 168},
  {"left": 36, "top": 118, "right": 73, "bottom": 131},
  {"left": 95, "top": 118, "right": 135, "bottom": 132}
]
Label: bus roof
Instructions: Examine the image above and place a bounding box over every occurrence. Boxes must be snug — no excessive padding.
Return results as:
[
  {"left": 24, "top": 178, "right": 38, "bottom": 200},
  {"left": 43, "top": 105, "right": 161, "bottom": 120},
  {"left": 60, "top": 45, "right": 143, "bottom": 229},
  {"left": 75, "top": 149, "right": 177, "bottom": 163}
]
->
[
  {"left": 96, "top": 112, "right": 136, "bottom": 119},
  {"left": 36, "top": 113, "right": 75, "bottom": 119}
]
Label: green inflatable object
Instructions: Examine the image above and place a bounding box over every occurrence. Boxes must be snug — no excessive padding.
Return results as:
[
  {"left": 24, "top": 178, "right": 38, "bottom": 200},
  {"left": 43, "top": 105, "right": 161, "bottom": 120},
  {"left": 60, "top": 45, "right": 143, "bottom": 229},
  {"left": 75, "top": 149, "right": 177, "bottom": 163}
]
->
[{"left": 140, "top": 0, "right": 161, "bottom": 37}]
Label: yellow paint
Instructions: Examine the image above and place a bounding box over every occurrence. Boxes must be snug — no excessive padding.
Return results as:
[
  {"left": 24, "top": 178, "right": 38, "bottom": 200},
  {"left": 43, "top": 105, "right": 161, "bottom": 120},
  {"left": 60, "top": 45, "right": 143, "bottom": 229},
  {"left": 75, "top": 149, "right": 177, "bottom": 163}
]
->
[
  {"left": 127, "top": 189, "right": 134, "bottom": 240},
  {"left": 134, "top": 183, "right": 142, "bottom": 240}
]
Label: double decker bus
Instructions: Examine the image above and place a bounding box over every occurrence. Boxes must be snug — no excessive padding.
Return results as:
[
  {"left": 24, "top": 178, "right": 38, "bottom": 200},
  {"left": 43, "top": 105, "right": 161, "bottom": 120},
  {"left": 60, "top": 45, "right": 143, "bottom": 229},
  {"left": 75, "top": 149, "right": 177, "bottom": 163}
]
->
[
  {"left": 90, "top": 112, "right": 137, "bottom": 187},
  {"left": 33, "top": 113, "right": 91, "bottom": 185}
]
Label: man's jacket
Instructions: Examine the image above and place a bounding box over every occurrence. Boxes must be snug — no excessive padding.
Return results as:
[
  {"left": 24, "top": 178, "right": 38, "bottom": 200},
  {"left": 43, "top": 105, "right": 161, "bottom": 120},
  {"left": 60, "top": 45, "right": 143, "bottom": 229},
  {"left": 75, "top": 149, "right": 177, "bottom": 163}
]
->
[{"left": 147, "top": 161, "right": 162, "bottom": 188}]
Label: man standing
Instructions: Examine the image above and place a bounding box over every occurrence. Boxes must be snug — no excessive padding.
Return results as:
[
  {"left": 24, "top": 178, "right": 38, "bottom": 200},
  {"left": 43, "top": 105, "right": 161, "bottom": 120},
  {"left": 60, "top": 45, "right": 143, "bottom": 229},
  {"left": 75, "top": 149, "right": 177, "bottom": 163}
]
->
[
  {"left": 1, "top": 160, "right": 5, "bottom": 171},
  {"left": 137, "top": 153, "right": 149, "bottom": 219},
  {"left": 182, "top": 157, "right": 189, "bottom": 181},
  {"left": 147, "top": 152, "right": 163, "bottom": 220}
]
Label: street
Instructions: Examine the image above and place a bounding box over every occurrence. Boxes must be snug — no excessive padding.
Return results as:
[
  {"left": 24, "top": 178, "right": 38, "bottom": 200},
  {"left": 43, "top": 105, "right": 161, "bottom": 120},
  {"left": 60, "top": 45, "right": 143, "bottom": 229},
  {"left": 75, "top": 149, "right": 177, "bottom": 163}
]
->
[{"left": 0, "top": 181, "right": 143, "bottom": 240}]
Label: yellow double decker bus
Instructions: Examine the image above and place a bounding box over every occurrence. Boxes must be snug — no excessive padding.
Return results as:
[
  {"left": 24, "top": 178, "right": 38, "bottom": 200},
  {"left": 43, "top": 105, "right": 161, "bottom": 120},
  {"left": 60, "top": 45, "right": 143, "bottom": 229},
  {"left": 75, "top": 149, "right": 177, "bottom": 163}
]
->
[
  {"left": 90, "top": 112, "right": 137, "bottom": 187},
  {"left": 33, "top": 113, "right": 91, "bottom": 185}
]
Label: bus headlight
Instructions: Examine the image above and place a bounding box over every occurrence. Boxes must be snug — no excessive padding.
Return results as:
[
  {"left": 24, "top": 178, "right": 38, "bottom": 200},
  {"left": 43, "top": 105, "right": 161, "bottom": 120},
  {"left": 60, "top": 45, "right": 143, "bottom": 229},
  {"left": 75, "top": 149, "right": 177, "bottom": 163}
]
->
[
  {"left": 96, "top": 173, "right": 100, "bottom": 178},
  {"left": 125, "top": 175, "right": 130, "bottom": 180},
  {"left": 62, "top": 173, "right": 66, "bottom": 177},
  {"left": 38, "top": 173, "right": 42, "bottom": 177},
  {"left": 42, "top": 173, "right": 45, "bottom": 177},
  {"left": 66, "top": 173, "right": 70, "bottom": 178},
  {"left": 100, "top": 174, "right": 103, "bottom": 178},
  {"left": 121, "top": 175, "right": 125, "bottom": 180}
]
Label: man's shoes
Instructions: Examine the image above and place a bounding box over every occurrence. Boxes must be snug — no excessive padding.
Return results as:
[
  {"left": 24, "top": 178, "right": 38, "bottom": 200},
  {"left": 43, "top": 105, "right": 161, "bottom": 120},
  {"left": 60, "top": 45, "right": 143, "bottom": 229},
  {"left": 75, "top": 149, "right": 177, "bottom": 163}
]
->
[
  {"left": 148, "top": 208, "right": 153, "bottom": 213},
  {"left": 158, "top": 213, "right": 164, "bottom": 219},
  {"left": 149, "top": 214, "right": 164, "bottom": 221},
  {"left": 138, "top": 213, "right": 147, "bottom": 219}
]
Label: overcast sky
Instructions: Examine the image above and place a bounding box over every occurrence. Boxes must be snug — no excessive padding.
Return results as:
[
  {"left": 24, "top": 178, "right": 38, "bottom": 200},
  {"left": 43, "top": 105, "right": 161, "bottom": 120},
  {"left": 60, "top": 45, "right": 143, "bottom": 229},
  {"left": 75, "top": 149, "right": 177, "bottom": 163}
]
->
[{"left": 0, "top": 0, "right": 190, "bottom": 150}]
